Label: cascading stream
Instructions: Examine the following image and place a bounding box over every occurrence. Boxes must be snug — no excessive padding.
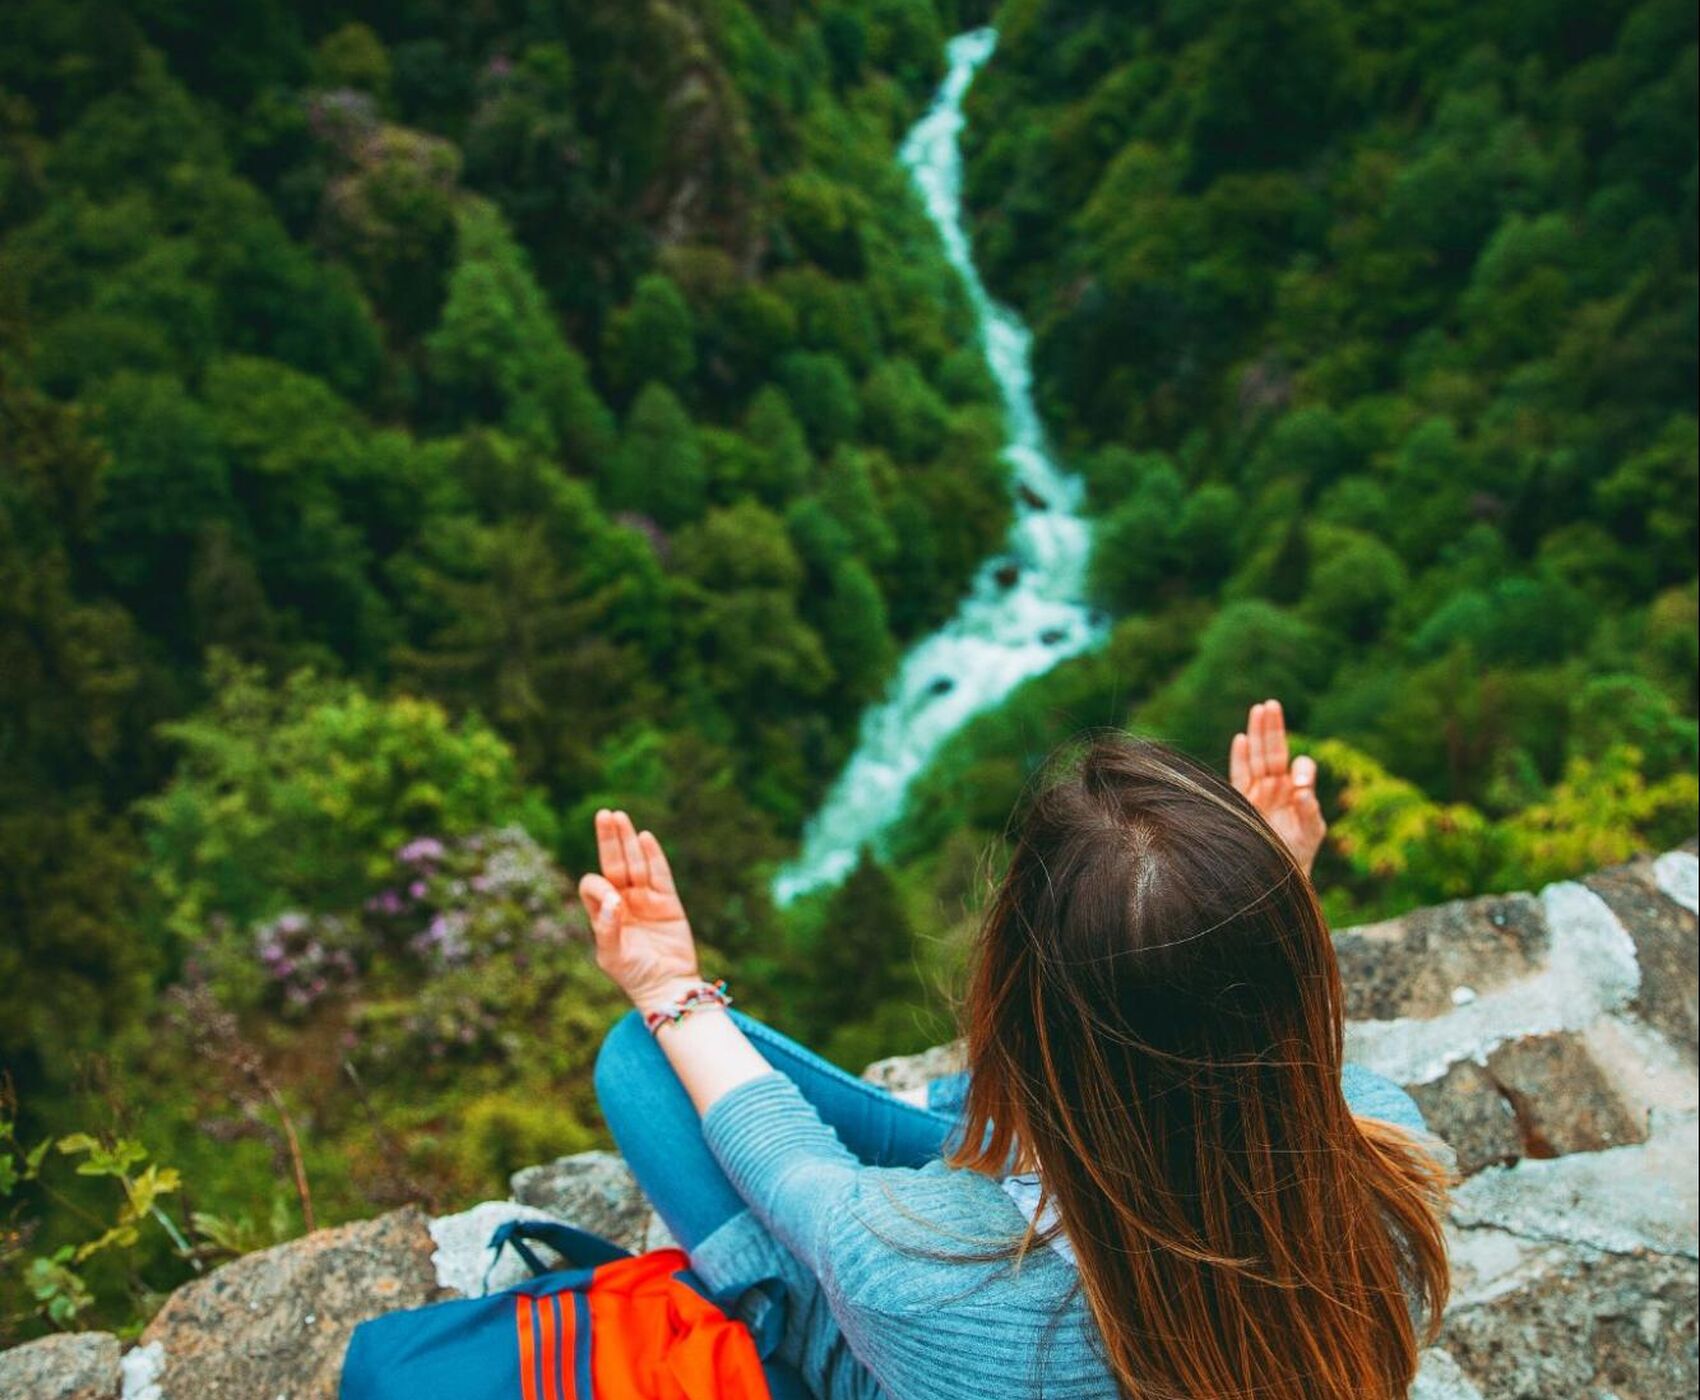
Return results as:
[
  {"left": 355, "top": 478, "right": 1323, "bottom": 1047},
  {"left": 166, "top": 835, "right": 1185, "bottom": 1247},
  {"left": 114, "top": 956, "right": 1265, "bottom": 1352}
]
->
[{"left": 771, "top": 28, "right": 1107, "bottom": 905}]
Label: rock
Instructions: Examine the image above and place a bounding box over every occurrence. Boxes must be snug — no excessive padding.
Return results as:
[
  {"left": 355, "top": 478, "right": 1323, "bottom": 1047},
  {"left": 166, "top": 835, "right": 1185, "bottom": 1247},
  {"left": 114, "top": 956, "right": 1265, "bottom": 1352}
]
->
[
  {"left": 510, "top": 1150, "right": 676, "bottom": 1255},
  {"left": 1439, "top": 1246, "right": 1698, "bottom": 1398},
  {"left": 860, "top": 1039, "right": 966, "bottom": 1093},
  {"left": 1039, "top": 627, "right": 1067, "bottom": 645},
  {"left": 1586, "top": 855, "right": 1699, "bottom": 1055},
  {"left": 1655, "top": 846, "right": 1699, "bottom": 912},
  {"left": 119, "top": 1341, "right": 162, "bottom": 1400},
  {"left": 1487, "top": 1031, "right": 1649, "bottom": 1155},
  {"left": 1448, "top": 1110, "right": 1697, "bottom": 1258},
  {"left": 1343, "top": 881, "right": 1641, "bottom": 1087},
  {"left": 426, "top": 1200, "right": 574, "bottom": 1298},
  {"left": 1333, "top": 893, "right": 1551, "bottom": 1023},
  {"left": 1410, "top": 1348, "right": 1484, "bottom": 1400},
  {"left": 1407, "top": 1060, "right": 1522, "bottom": 1175},
  {"left": 926, "top": 676, "right": 955, "bottom": 698},
  {"left": 992, "top": 561, "right": 1020, "bottom": 588},
  {"left": 0, "top": 1331, "right": 121, "bottom": 1399},
  {"left": 137, "top": 1206, "right": 442, "bottom": 1400},
  {"left": 1016, "top": 483, "right": 1048, "bottom": 511}
]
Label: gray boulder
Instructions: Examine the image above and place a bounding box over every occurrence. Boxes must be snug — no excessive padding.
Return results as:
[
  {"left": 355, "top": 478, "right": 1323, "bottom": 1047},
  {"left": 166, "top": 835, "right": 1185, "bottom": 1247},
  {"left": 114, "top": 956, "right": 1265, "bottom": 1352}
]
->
[
  {"left": 133, "top": 1206, "right": 443, "bottom": 1399},
  {"left": 0, "top": 1332, "right": 120, "bottom": 1400}
]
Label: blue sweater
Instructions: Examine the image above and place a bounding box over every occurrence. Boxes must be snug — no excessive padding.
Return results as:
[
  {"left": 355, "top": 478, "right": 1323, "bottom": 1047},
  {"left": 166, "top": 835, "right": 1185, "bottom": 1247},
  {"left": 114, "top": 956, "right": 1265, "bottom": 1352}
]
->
[{"left": 688, "top": 1064, "right": 1448, "bottom": 1399}]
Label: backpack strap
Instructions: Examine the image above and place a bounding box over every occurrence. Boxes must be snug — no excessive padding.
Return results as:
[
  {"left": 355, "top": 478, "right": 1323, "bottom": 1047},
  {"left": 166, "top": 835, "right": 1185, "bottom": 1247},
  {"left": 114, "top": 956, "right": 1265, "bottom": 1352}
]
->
[{"left": 484, "top": 1218, "right": 633, "bottom": 1290}]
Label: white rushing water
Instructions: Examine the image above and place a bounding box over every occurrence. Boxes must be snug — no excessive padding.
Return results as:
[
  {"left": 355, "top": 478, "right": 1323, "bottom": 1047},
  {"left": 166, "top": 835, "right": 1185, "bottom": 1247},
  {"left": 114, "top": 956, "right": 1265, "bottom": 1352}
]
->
[{"left": 771, "top": 28, "right": 1107, "bottom": 905}]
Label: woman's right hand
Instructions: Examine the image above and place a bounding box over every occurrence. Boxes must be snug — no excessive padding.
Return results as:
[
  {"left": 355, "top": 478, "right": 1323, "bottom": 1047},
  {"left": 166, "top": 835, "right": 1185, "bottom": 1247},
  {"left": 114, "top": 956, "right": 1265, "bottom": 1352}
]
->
[
  {"left": 577, "top": 809, "right": 704, "bottom": 1012},
  {"left": 1229, "top": 699, "right": 1327, "bottom": 877}
]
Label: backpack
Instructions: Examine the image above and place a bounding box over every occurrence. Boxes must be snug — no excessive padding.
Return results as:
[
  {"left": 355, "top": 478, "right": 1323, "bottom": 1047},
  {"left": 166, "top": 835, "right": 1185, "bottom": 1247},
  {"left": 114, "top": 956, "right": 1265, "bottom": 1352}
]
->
[{"left": 341, "top": 1218, "right": 801, "bottom": 1400}]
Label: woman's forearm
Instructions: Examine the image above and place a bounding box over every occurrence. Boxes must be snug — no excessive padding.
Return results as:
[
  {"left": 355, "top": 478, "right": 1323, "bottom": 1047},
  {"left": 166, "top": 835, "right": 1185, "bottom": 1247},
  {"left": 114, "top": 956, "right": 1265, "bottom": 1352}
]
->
[{"left": 637, "top": 977, "right": 776, "bottom": 1117}]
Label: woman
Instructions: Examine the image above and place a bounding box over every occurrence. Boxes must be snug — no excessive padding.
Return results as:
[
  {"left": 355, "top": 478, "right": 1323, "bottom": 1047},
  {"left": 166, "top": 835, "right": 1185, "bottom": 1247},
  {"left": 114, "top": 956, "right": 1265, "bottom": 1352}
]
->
[{"left": 586, "top": 701, "right": 1454, "bottom": 1398}]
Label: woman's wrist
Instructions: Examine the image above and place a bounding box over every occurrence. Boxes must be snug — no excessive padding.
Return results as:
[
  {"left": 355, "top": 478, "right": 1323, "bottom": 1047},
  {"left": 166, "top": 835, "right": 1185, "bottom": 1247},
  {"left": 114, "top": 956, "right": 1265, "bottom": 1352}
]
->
[{"left": 628, "top": 972, "right": 710, "bottom": 1015}]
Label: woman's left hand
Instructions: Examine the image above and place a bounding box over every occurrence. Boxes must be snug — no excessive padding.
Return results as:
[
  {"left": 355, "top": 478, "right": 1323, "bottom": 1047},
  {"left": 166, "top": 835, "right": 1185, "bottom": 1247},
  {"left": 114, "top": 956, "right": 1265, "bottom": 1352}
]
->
[
  {"left": 1229, "top": 699, "right": 1327, "bottom": 877},
  {"left": 577, "top": 809, "right": 703, "bottom": 1010}
]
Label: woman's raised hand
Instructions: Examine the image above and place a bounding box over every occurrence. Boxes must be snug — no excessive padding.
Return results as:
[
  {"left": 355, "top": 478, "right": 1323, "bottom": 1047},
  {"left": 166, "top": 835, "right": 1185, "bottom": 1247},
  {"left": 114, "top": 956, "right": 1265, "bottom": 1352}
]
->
[
  {"left": 577, "top": 809, "right": 703, "bottom": 1011},
  {"left": 1229, "top": 700, "right": 1327, "bottom": 877}
]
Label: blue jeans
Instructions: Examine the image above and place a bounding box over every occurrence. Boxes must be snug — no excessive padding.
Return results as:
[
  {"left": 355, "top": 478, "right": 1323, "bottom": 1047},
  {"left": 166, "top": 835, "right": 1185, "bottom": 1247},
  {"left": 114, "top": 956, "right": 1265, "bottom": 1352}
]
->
[{"left": 594, "top": 1007, "right": 968, "bottom": 1253}]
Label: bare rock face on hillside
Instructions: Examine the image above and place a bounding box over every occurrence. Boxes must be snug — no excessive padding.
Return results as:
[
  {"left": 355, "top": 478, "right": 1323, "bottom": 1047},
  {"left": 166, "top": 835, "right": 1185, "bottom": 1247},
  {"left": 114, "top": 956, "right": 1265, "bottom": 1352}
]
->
[{"left": 1, "top": 846, "right": 1693, "bottom": 1398}]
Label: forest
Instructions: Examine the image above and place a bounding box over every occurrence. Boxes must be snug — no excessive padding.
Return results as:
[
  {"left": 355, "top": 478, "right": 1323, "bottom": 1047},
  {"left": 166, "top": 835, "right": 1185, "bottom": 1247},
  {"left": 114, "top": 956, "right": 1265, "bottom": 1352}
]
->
[{"left": 2, "top": 0, "right": 1695, "bottom": 1342}]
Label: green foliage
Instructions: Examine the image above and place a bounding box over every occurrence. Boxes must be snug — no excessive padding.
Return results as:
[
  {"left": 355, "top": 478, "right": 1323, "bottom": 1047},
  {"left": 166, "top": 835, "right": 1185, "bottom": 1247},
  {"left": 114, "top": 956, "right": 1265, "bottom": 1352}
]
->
[
  {"left": 427, "top": 200, "right": 614, "bottom": 463},
  {"left": 139, "top": 656, "right": 554, "bottom": 944},
  {"left": 314, "top": 23, "right": 390, "bottom": 102},
  {"left": 1314, "top": 737, "right": 1699, "bottom": 922},
  {"left": 778, "top": 350, "right": 863, "bottom": 452},
  {"left": 606, "top": 383, "right": 708, "bottom": 527},
  {"left": 1140, "top": 602, "right": 1336, "bottom": 759},
  {"left": 0, "top": 1105, "right": 198, "bottom": 1335},
  {"left": 3, "top": 0, "right": 1696, "bottom": 1349},
  {"left": 602, "top": 274, "right": 698, "bottom": 397},
  {"left": 945, "top": 0, "right": 1697, "bottom": 913}
]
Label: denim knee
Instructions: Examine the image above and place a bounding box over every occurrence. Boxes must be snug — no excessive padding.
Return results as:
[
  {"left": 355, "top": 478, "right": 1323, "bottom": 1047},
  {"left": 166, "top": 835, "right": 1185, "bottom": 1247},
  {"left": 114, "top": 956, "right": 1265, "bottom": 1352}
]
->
[{"left": 593, "top": 1007, "right": 653, "bottom": 1118}]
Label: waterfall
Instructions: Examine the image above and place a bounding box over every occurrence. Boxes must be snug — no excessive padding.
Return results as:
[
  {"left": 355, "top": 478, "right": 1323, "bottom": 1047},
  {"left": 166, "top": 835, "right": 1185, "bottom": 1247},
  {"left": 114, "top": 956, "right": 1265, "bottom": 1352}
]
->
[{"left": 771, "top": 29, "right": 1107, "bottom": 905}]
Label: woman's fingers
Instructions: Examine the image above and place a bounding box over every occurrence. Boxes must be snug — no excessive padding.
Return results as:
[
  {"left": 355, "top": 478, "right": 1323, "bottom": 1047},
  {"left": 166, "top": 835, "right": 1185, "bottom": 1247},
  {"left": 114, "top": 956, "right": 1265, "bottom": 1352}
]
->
[
  {"left": 639, "top": 829, "right": 676, "bottom": 895},
  {"left": 595, "top": 809, "right": 629, "bottom": 887},
  {"left": 1260, "top": 698, "right": 1289, "bottom": 777},
  {"left": 578, "top": 871, "right": 623, "bottom": 937},
  {"left": 1292, "top": 754, "right": 1317, "bottom": 790},
  {"left": 614, "top": 810, "right": 647, "bottom": 889},
  {"left": 1246, "top": 702, "right": 1268, "bottom": 781},
  {"left": 1230, "top": 732, "right": 1252, "bottom": 792}
]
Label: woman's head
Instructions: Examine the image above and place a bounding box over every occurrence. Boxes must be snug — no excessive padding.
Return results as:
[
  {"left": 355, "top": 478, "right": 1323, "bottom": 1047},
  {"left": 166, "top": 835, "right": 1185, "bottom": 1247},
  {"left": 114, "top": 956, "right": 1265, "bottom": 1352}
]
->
[{"left": 946, "top": 730, "right": 1451, "bottom": 1398}]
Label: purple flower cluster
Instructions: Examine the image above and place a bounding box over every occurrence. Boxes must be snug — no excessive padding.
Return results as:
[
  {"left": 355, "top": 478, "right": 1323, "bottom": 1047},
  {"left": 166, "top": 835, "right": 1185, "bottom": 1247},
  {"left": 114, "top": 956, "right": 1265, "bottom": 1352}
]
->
[
  {"left": 409, "top": 911, "right": 472, "bottom": 966},
  {"left": 254, "top": 911, "right": 357, "bottom": 1013},
  {"left": 368, "top": 828, "right": 572, "bottom": 972}
]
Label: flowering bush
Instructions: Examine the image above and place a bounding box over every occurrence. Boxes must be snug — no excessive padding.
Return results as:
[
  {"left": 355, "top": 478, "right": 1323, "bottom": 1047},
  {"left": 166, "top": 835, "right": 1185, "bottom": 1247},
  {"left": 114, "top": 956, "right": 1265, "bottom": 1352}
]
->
[
  {"left": 367, "top": 827, "right": 580, "bottom": 971},
  {"left": 252, "top": 912, "right": 359, "bottom": 1013}
]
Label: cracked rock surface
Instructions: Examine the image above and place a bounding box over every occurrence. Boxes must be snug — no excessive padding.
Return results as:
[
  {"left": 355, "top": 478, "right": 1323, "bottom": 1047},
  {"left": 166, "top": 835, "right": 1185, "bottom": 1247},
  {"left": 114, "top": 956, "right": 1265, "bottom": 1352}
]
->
[{"left": 2, "top": 846, "right": 1693, "bottom": 1398}]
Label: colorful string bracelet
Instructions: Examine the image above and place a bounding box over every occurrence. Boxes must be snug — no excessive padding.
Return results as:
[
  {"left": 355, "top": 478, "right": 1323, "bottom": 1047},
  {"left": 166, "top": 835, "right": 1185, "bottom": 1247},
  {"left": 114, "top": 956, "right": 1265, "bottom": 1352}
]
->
[{"left": 643, "top": 978, "right": 734, "bottom": 1036}]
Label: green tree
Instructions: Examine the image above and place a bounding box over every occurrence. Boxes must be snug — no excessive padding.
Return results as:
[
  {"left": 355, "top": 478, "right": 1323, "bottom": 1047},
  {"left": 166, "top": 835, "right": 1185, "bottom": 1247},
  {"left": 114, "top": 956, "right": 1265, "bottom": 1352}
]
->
[
  {"left": 818, "top": 557, "right": 897, "bottom": 705},
  {"left": 602, "top": 273, "right": 697, "bottom": 397},
  {"left": 1141, "top": 602, "right": 1335, "bottom": 760},
  {"left": 427, "top": 199, "right": 614, "bottom": 463},
  {"left": 806, "top": 850, "right": 916, "bottom": 1033},
  {"left": 741, "top": 386, "right": 813, "bottom": 502},
  {"left": 778, "top": 350, "right": 861, "bottom": 453},
  {"left": 606, "top": 383, "right": 708, "bottom": 528},
  {"left": 861, "top": 358, "right": 949, "bottom": 461},
  {"left": 671, "top": 501, "right": 832, "bottom": 717}
]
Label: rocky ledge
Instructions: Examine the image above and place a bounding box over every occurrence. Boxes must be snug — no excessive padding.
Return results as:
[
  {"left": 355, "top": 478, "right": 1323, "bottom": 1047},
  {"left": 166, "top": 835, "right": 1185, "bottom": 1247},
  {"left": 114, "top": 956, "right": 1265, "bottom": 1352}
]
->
[{"left": 3, "top": 845, "right": 1695, "bottom": 1399}]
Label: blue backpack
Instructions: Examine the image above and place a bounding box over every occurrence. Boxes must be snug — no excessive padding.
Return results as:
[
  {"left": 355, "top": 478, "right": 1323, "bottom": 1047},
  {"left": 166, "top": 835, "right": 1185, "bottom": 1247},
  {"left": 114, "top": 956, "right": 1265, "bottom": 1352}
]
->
[{"left": 341, "top": 1218, "right": 808, "bottom": 1400}]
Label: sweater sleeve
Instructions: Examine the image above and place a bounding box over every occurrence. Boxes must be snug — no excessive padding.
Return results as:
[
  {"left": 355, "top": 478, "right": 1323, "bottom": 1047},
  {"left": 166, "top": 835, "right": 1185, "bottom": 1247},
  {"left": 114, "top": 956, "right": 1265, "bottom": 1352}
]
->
[{"left": 700, "top": 1070, "right": 864, "bottom": 1274}]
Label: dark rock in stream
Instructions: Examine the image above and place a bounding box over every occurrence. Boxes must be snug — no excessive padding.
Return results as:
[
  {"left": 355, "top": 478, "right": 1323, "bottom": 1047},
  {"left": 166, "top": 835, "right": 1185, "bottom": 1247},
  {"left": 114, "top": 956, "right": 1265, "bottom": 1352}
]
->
[
  {"left": 1017, "top": 483, "right": 1049, "bottom": 511},
  {"left": 992, "top": 561, "right": 1020, "bottom": 588},
  {"left": 926, "top": 676, "right": 955, "bottom": 697}
]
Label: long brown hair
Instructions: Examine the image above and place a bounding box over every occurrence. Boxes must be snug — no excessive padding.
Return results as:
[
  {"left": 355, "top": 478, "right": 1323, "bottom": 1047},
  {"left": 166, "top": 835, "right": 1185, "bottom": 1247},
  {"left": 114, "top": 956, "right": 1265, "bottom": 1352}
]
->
[{"left": 942, "top": 731, "right": 1452, "bottom": 1397}]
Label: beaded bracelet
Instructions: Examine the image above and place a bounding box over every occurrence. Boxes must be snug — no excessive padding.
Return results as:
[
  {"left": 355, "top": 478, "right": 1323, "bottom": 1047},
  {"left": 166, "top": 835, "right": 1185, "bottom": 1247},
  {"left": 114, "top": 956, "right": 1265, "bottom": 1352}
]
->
[{"left": 642, "top": 978, "right": 734, "bottom": 1036}]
